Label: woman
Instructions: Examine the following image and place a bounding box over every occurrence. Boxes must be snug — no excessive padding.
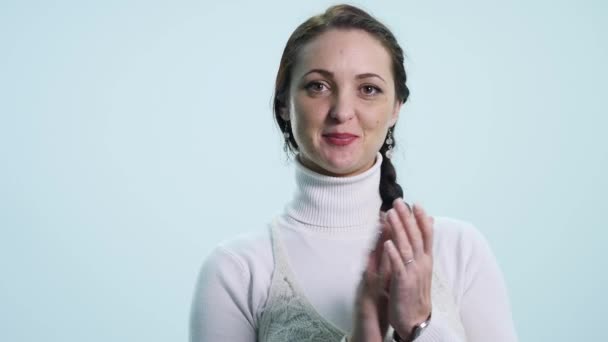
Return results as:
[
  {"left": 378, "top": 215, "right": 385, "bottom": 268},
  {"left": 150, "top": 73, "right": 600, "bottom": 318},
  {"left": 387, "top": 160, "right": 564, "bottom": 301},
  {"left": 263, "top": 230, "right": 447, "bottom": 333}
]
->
[{"left": 190, "top": 4, "right": 517, "bottom": 342}]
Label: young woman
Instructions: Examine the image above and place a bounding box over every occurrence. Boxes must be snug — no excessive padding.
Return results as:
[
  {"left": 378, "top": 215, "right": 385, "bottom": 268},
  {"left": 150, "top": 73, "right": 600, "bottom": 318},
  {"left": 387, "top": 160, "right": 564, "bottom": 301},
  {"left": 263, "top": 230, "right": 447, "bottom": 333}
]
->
[{"left": 190, "top": 5, "right": 517, "bottom": 342}]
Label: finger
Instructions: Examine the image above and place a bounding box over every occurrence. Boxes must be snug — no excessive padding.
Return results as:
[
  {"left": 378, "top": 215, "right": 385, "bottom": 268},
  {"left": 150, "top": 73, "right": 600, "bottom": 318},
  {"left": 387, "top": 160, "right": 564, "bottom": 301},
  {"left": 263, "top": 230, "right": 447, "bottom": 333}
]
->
[
  {"left": 378, "top": 241, "right": 392, "bottom": 296},
  {"left": 413, "top": 202, "right": 434, "bottom": 255},
  {"left": 384, "top": 239, "right": 407, "bottom": 280},
  {"left": 372, "top": 223, "right": 391, "bottom": 269},
  {"left": 387, "top": 207, "right": 414, "bottom": 263},
  {"left": 395, "top": 198, "right": 424, "bottom": 257},
  {"left": 397, "top": 199, "right": 423, "bottom": 256},
  {"left": 362, "top": 248, "right": 379, "bottom": 290},
  {"left": 365, "top": 223, "right": 391, "bottom": 283}
]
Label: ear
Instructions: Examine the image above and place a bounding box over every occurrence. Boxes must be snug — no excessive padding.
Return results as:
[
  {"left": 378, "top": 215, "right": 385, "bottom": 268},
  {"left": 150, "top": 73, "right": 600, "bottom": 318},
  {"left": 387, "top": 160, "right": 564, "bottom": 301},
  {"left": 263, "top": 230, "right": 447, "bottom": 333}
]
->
[
  {"left": 279, "top": 107, "right": 290, "bottom": 122},
  {"left": 389, "top": 100, "right": 402, "bottom": 126}
]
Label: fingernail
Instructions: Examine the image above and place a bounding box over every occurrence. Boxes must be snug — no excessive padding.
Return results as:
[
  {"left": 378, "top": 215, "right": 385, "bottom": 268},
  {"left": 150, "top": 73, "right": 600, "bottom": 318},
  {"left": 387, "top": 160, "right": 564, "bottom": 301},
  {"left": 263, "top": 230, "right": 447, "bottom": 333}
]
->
[
  {"left": 401, "top": 202, "right": 411, "bottom": 216},
  {"left": 413, "top": 202, "right": 422, "bottom": 214},
  {"left": 384, "top": 239, "right": 394, "bottom": 250}
]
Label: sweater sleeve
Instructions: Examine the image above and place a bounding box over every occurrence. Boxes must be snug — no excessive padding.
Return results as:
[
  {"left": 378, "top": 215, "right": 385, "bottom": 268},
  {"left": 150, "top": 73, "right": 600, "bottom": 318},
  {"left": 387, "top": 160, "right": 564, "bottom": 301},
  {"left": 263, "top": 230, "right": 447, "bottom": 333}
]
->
[
  {"left": 189, "top": 246, "right": 257, "bottom": 342},
  {"left": 413, "top": 222, "right": 518, "bottom": 342},
  {"left": 457, "top": 224, "right": 518, "bottom": 341}
]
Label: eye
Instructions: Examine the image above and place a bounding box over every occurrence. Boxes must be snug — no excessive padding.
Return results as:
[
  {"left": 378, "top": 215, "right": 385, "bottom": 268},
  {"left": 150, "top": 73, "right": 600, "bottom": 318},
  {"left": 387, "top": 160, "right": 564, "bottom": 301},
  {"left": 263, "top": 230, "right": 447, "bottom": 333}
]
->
[
  {"left": 360, "top": 85, "right": 382, "bottom": 96},
  {"left": 305, "top": 81, "right": 330, "bottom": 94}
]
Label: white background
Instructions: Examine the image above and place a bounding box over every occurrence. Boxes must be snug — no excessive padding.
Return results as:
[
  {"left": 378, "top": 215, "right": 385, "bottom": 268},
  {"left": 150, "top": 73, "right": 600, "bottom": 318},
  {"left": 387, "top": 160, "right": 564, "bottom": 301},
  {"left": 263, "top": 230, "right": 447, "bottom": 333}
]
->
[{"left": 1, "top": 0, "right": 606, "bottom": 340}]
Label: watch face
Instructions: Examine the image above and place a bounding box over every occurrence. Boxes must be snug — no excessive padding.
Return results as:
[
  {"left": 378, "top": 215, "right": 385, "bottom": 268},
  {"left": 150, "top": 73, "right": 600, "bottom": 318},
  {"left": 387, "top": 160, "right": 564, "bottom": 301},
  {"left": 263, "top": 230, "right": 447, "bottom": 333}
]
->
[
  {"left": 393, "top": 314, "right": 431, "bottom": 341},
  {"left": 412, "top": 327, "right": 422, "bottom": 339},
  {"left": 413, "top": 314, "right": 431, "bottom": 339},
  {"left": 411, "top": 320, "right": 429, "bottom": 340}
]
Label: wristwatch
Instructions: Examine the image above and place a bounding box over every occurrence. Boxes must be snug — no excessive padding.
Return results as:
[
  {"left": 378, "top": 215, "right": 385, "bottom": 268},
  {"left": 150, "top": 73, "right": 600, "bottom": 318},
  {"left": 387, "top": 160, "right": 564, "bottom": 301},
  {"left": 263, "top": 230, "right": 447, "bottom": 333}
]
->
[{"left": 392, "top": 312, "right": 432, "bottom": 342}]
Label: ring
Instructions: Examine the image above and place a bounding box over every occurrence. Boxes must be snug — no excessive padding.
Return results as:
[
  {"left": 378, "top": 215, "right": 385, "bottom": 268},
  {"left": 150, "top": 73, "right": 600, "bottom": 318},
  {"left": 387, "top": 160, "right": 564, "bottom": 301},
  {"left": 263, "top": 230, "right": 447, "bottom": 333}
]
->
[{"left": 404, "top": 258, "right": 415, "bottom": 265}]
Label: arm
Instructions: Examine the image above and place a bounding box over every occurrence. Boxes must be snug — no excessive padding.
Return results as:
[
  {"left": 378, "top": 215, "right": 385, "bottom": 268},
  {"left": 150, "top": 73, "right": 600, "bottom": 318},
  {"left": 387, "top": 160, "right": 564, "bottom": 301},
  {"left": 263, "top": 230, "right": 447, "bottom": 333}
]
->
[
  {"left": 415, "top": 224, "right": 518, "bottom": 342},
  {"left": 189, "top": 246, "right": 257, "bottom": 342},
  {"left": 457, "top": 225, "right": 518, "bottom": 341},
  {"left": 382, "top": 215, "right": 517, "bottom": 342}
]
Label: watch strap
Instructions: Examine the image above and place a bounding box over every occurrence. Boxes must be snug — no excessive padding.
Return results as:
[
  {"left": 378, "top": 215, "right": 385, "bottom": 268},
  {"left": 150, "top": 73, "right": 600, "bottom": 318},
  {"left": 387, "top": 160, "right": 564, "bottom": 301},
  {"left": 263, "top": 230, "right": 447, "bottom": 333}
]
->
[{"left": 392, "top": 312, "right": 432, "bottom": 342}]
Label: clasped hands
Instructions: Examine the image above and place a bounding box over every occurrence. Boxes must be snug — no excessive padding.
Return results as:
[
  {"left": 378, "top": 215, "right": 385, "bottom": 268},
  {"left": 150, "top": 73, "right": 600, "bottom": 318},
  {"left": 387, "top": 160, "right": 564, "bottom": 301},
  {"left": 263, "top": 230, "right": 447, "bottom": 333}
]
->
[{"left": 350, "top": 198, "right": 434, "bottom": 342}]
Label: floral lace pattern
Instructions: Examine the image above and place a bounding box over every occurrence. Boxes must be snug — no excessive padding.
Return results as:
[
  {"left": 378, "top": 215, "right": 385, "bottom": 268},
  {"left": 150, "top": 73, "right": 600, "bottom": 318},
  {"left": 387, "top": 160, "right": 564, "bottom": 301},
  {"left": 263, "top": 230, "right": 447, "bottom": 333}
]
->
[{"left": 258, "top": 273, "right": 345, "bottom": 341}]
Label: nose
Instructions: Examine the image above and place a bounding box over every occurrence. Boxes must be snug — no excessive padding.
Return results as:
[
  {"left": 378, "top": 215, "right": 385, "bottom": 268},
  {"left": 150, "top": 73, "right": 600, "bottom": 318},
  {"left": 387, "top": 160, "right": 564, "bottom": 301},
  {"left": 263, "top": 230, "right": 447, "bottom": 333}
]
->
[{"left": 329, "top": 91, "right": 355, "bottom": 123}]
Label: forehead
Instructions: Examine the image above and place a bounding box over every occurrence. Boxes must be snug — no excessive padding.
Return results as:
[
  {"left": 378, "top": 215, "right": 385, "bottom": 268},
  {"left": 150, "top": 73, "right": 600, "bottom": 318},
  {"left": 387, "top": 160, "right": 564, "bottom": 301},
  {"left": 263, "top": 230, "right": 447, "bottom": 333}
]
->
[{"left": 294, "top": 28, "right": 393, "bottom": 79}]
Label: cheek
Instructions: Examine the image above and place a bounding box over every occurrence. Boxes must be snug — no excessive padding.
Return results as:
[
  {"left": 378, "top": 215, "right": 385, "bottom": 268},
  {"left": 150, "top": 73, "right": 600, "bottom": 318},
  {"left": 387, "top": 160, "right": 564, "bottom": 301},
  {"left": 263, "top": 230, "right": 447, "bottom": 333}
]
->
[
  {"left": 292, "top": 97, "right": 327, "bottom": 132},
  {"left": 362, "top": 109, "right": 389, "bottom": 131},
  {"left": 361, "top": 108, "right": 392, "bottom": 143}
]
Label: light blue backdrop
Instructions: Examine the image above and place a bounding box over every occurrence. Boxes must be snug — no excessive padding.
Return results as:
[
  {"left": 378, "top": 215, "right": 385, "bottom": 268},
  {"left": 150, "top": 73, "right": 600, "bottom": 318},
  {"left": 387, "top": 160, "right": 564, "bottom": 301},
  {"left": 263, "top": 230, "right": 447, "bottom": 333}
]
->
[{"left": 1, "top": 0, "right": 606, "bottom": 341}]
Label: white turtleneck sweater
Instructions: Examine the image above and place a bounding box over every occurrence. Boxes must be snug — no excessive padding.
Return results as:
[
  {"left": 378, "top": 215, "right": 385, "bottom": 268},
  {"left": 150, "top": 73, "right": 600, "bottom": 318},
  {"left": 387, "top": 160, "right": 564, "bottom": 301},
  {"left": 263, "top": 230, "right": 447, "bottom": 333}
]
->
[{"left": 189, "top": 153, "right": 518, "bottom": 341}]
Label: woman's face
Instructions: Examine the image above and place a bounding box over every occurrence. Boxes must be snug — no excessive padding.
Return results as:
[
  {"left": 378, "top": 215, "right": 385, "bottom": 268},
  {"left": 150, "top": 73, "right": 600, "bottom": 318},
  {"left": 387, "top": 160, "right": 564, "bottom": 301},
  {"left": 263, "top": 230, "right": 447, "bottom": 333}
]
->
[{"left": 282, "top": 29, "right": 402, "bottom": 177}]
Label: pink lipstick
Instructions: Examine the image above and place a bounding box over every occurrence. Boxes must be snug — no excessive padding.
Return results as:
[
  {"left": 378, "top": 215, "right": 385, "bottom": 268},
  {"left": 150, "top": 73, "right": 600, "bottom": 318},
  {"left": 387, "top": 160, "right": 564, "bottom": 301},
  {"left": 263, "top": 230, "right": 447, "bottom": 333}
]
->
[{"left": 322, "top": 133, "right": 358, "bottom": 146}]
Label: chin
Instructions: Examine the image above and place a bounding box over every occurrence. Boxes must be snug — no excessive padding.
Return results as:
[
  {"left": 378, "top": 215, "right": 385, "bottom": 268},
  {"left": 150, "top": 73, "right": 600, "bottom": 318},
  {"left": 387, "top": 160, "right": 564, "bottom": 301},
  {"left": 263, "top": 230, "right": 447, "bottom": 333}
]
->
[
  {"left": 318, "top": 152, "right": 370, "bottom": 177},
  {"left": 301, "top": 141, "right": 375, "bottom": 176}
]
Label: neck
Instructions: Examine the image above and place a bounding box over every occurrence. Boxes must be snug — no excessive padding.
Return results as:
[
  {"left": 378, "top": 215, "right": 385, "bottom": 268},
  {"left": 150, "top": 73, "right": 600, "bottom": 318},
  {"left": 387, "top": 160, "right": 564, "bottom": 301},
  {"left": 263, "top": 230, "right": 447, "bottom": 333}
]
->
[{"left": 284, "top": 152, "right": 384, "bottom": 230}]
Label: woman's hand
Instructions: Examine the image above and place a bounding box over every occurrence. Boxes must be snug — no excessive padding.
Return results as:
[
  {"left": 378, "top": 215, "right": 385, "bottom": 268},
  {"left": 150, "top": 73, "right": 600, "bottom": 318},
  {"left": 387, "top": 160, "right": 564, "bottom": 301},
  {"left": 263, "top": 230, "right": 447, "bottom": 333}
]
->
[
  {"left": 383, "top": 198, "right": 434, "bottom": 338},
  {"left": 349, "top": 224, "right": 392, "bottom": 342}
]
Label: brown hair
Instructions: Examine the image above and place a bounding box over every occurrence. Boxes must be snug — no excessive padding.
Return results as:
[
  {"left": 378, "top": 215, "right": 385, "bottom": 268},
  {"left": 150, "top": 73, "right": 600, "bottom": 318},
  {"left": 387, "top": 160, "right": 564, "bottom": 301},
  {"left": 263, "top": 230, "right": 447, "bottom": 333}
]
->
[{"left": 273, "top": 4, "right": 409, "bottom": 211}]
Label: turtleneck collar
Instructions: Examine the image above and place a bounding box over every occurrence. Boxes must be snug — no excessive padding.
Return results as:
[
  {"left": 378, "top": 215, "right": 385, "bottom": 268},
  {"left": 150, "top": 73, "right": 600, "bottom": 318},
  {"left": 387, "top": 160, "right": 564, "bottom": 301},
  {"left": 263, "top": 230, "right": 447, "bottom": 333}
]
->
[{"left": 283, "top": 152, "right": 384, "bottom": 230}]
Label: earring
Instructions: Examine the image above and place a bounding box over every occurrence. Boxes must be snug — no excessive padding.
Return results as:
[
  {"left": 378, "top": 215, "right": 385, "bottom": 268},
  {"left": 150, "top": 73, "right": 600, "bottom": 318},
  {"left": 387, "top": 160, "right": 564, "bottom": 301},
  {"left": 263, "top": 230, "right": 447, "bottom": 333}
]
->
[
  {"left": 385, "top": 127, "right": 394, "bottom": 159},
  {"left": 283, "top": 121, "right": 291, "bottom": 153},
  {"left": 283, "top": 121, "right": 291, "bottom": 140}
]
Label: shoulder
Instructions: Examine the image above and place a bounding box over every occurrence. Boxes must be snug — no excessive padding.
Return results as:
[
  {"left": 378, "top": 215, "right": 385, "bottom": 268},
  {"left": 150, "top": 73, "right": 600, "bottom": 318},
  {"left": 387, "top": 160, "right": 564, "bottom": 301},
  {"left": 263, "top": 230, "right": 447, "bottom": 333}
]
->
[
  {"left": 201, "top": 226, "right": 274, "bottom": 278},
  {"left": 192, "top": 225, "right": 275, "bottom": 327}
]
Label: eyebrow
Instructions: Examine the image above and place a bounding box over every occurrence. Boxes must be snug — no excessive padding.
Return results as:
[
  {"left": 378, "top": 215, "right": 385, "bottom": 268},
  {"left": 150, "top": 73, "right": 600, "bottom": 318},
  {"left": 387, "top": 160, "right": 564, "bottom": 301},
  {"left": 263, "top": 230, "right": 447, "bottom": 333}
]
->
[{"left": 302, "top": 69, "right": 386, "bottom": 83}]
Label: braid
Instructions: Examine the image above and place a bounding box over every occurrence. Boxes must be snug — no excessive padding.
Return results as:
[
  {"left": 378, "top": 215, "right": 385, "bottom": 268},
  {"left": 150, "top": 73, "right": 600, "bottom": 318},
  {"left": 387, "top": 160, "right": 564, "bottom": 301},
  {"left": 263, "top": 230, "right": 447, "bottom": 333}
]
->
[{"left": 379, "top": 126, "right": 404, "bottom": 212}]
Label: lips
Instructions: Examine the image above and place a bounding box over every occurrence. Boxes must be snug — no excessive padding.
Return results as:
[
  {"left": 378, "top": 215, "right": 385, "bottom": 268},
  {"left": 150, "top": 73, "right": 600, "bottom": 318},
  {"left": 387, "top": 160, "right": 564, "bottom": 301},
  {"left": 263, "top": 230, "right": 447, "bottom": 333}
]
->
[{"left": 322, "top": 132, "right": 358, "bottom": 146}]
